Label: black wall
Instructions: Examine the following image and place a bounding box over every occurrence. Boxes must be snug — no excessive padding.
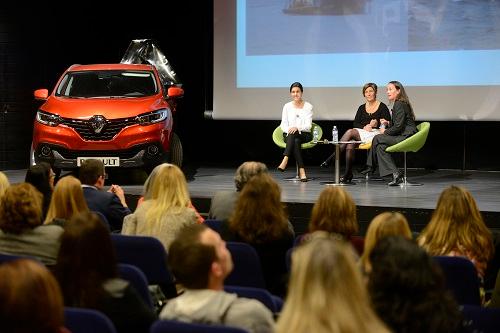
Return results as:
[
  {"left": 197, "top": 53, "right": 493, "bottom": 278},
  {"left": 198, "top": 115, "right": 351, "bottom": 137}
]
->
[{"left": 1, "top": 3, "right": 499, "bottom": 171}]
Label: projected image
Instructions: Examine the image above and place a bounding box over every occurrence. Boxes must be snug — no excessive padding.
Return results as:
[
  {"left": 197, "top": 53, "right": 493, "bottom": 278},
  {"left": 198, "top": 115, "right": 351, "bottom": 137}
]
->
[{"left": 246, "top": 0, "right": 500, "bottom": 55}]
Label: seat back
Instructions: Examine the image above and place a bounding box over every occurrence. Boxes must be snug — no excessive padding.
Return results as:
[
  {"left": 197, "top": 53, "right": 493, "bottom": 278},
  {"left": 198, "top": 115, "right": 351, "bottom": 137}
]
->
[
  {"left": 204, "top": 219, "right": 223, "bottom": 234},
  {"left": 386, "top": 122, "right": 430, "bottom": 153},
  {"left": 224, "top": 285, "right": 283, "bottom": 314},
  {"left": 461, "top": 305, "right": 500, "bottom": 333},
  {"left": 64, "top": 307, "right": 117, "bottom": 333},
  {"left": 272, "top": 122, "right": 322, "bottom": 149},
  {"left": 150, "top": 320, "right": 249, "bottom": 333},
  {"left": 118, "top": 263, "right": 154, "bottom": 309},
  {"left": 0, "top": 252, "right": 40, "bottom": 264},
  {"left": 110, "top": 234, "right": 176, "bottom": 297},
  {"left": 225, "top": 242, "right": 266, "bottom": 288},
  {"left": 433, "top": 256, "right": 481, "bottom": 305}
]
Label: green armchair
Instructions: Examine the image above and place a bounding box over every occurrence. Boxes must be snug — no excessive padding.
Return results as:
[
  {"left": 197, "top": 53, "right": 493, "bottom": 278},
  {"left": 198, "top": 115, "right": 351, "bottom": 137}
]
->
[
  {"left": 386, "top": 122, "right": 430, "bottom": 186},
  {"left": 272, "top": 122, "right": 323, "bottom": 180}
]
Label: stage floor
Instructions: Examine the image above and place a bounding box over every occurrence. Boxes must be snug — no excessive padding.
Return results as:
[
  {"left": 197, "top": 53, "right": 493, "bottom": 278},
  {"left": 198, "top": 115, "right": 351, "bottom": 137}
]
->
[{"left": 4, "top": 167, "right": 500, "bottom": 232}]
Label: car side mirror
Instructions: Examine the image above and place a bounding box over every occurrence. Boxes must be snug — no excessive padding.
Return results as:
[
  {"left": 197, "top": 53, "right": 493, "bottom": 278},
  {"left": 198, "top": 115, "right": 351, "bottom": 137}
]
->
[
  {"left": 166, "top": 86, "right": 184, "bottom": 99},
  {"left": 34, "top": 89, "right": 49, "bottom": 100}
]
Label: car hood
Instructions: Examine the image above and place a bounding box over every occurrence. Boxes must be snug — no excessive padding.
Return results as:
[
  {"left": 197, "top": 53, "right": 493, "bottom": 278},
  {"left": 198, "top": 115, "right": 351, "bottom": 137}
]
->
[{"left": 40, "top": 95, "right": 167, "bottom": 119}]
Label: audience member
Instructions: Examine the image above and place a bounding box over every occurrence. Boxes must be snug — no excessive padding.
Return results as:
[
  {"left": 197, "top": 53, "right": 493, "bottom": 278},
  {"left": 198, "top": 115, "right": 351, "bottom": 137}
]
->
[
  {"left": 305, "top": 186, "right": 363, "bottom": 255},
  {"left": 0, "top": 259, "right": 69, "bottom": 333},
  {"left": 418, "top": 185, "right": 494, "bottom": 279},
  {"left": 0, "top": 183, "right": 63, "bottom": 265},
  {"left": 220, "top": 173, "right": 294, "bottom": 296},
  {"left": 138, "top": 163, "right": 204, "bottom": 223},
  {"left": 122, "top": 163, "right": 198, "bottom": 250},
  {"left": 44, "top": 175, "right": 89, "bottom": 226},
  {"left": 276, "top": 232, "right": 389, "bottom": 333},
  {"left": 25, "top": 162, "right": 54, "bottom": 219},
  {"left": 360, "top": 211, "right": 412, "bottom": 274},
  {"left": 79, "top": 159, "right": 131, "bottom": 231},
  {"left": 55, "top": 211, "right": 156, "bottom": 333},
  {"left": 208, "top": 161, "right": 268, "bottom": 220},
  {"left": 160, "top": 224, "right": 274, "bottom": 333},
  {"left": 368, "top": 236, "right": 464, "bottom": 333},
  {"left": 0, "top": 170, "right": 9, "bottom": 199}
]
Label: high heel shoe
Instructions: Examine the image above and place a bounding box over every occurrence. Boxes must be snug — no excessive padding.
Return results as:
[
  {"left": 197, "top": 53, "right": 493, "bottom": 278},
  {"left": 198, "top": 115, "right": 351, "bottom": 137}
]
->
[
  {"left": 277, "top": 166, "right": 285, "bottom": 172},
  {"left": 300, "top": 177, "right": 308, "bottom": 182},
  {"left": 339, "top": 173, "right": 353, "bottom": 184}
]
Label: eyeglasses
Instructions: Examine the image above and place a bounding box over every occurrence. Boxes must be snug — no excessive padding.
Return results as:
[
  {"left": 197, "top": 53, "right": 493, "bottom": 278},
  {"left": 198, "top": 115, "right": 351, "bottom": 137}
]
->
[{"left": 101, "top": 174, "right": 108, "bottom": 180}]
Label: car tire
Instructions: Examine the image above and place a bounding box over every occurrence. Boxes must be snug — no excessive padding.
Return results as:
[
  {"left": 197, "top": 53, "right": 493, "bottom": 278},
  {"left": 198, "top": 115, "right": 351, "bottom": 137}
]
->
[{"left": 169, "top": 132, "right": 183, "bottom": 167}]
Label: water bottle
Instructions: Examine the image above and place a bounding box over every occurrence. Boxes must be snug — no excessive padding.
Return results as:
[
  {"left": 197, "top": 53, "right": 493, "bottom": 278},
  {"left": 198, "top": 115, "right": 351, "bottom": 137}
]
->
[
  {"left": 312, "top": 126, "right": 319, "bottom": 142},
  {"left": 332, "top": 125, "right": 338, "bottom": 143}
]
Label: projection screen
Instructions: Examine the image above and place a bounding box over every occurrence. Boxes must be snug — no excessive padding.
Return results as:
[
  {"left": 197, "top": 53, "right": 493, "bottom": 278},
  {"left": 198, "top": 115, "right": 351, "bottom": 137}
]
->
[{"left": 213, "top": 0, "right": 500, "bottom": 121}]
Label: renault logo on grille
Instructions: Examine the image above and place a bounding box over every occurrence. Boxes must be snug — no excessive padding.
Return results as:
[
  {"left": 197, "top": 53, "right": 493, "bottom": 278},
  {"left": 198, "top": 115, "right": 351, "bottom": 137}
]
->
[{"left": 88, "top": 115, "right": 107, "bottom": 134}]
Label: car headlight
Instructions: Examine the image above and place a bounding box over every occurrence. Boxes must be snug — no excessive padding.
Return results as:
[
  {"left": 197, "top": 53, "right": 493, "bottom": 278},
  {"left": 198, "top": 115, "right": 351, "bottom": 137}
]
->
[
  {"left": 36, "top": 110, "right": 61, "bottom": 127},
  {"left": 136, "top": 109, "right": 168, "bottom": 125}
]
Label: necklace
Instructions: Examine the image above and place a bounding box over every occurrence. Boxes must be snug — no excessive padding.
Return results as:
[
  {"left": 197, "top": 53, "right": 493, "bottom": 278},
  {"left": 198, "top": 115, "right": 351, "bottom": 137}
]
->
[{"left": 365, "top": 101, "right": 379, "bottom": 114}]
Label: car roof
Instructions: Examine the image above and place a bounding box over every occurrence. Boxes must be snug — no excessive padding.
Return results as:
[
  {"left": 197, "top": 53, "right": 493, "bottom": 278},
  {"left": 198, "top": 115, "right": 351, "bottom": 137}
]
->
[{"left": 67, "top": 64, "right": 154, "bottom": 71}]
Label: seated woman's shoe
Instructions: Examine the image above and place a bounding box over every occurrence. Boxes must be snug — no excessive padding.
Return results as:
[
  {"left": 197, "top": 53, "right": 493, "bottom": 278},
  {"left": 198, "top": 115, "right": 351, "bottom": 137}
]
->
[
  {"left": 339, "top": 173, "right": 353, "bottom": 184},
  {"left": 300, "top": 177, "right": 308, "bottom": 182},
  {"left": 360, "top": 166, "right": 374, "bottom": 175},
  {"left": 388, "top": 172, "right": 404, "bottom": 186},
  {"left": 277, "top": 166, "right": 285, "bottom": 172}
]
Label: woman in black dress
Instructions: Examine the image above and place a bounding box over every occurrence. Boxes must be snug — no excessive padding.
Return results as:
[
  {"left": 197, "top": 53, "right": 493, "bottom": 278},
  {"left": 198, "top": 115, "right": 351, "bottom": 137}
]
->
[{"left": 321, "top": 83, "right": 390, "bottom": 183}]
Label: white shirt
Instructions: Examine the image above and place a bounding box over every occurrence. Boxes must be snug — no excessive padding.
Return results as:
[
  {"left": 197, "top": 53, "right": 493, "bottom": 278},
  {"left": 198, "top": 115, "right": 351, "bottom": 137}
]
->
[{"left": 280, "top": 101, "right": 313, "bottom": 134}]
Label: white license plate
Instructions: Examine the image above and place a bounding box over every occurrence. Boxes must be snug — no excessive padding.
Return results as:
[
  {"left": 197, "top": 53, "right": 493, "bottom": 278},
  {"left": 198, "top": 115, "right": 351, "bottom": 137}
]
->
[{"left": 77, "top": 157, "right": 120, "bottom": 167}]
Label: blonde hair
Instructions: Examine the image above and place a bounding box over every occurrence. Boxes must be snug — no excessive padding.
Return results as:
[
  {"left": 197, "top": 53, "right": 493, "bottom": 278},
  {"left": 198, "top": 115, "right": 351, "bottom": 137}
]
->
[
  {"left": 276, "top": 232, "right": 389, "bottom": 333},
  {"left": 44, "top": 176, "right": 89, "bottom": 224},
  {"left": 309, "top": 187, "right": 358, "bottom": 238},
  {"left": 361, "top": 212, "right": 412, "bottom": 273},
  {"left": 144, "top": 164, "right": 191, "bottom": 232},
  {"left": 0, "top": 183, "right": 43, "bottom": 234},
  {"left": 0, "top": 171, "right": 10, "bottom": 199},
  {"left": 418, "top": 185, "right": 493, "bottom": 263}
]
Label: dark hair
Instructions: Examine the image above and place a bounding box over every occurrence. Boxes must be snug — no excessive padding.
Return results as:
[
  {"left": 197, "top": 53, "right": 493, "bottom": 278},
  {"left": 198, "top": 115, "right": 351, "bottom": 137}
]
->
[
  {"left": 368, "top": 236, "right": 462, "bottom": 333},
  {"left": 0, "top": 183, "right": 43, "bottom": 234},
  {"left": 79, "top": 159, "right": 105, "bottom": 185},
  {"left": 0, "top": 259, "right": 65, "bottom": 333},
  {"left": 55, "top": 211, "right": 118, "bottom": 308},
  {"left": 388, "top": 81, "right": 415, "bottom": 120},
  {"left": 362, "top": 82, "right": 377, "bottom": 96},
  {"left": 25, "top": 163, "right": 52, "bottom": 218},
  {"left": 289, "top": 82, "right": 303, "bottom": 92},
  {"left": 168, "top": 224, "right": 216, "bottom": 289}
]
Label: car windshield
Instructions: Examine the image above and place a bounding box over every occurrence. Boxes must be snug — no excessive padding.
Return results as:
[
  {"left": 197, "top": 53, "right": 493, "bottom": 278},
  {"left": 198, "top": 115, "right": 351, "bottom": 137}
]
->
[{"left": 55, "top": 70, "right": 158, "bottom": 98}]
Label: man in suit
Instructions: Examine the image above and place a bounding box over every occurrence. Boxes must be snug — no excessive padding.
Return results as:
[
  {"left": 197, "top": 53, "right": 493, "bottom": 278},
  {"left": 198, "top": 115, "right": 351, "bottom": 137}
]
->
[
  {"left": 79, "top": 159, "right": 131, "bottom": 231},
  {"left": 160, "top": 224, "right": 274, "bottom": 333}
]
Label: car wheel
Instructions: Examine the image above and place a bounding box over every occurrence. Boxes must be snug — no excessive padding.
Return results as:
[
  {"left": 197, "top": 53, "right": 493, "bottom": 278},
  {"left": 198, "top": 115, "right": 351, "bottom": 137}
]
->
[{"left": 169, "top": 132, "right": 183, "bottom": 167}]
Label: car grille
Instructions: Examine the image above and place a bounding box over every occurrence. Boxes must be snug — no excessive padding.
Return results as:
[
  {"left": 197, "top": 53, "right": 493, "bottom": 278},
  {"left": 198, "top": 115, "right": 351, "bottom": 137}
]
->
[
  {"left": 53, "top": 145, "right": 149, "bottom": 159},
  {"left": 60, "top": 116, "right": 138, "bottom": 141}
]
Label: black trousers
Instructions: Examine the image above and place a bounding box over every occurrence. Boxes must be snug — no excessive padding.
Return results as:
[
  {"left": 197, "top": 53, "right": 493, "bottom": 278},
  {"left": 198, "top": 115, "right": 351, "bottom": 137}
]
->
[
  {"left": 366, "top": 134, "right": 406, "bottom": 177},
  {"left": 282, "top": 131, "right": 312, "bottom": 168}
]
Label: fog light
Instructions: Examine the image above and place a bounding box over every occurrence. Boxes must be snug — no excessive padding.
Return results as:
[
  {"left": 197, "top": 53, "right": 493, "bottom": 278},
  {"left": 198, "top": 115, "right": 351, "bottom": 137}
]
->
[
  {"left": 147, "top": 145, "right": 159, "bottom": 156},
  {"left": 40, "top": 145, "right": 52, "bottom": 157}
]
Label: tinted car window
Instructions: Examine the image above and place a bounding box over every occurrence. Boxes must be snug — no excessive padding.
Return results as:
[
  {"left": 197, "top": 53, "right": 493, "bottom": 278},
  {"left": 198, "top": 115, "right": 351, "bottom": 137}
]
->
[{"left": 56, "top": 70, "right": 158, "bottom": 98}]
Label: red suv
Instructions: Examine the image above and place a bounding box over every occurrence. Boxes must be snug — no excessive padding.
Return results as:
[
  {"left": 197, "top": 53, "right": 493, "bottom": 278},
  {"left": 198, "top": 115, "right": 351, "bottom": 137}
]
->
[{"left": 31, "top": 62, "right": 183, "bottom": 173}]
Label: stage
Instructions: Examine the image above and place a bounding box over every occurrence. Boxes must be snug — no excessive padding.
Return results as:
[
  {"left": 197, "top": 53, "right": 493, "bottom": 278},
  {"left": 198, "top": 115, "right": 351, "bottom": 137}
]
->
[{"left": 4, "top": 166, "right": 500, "bottom": 235}]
